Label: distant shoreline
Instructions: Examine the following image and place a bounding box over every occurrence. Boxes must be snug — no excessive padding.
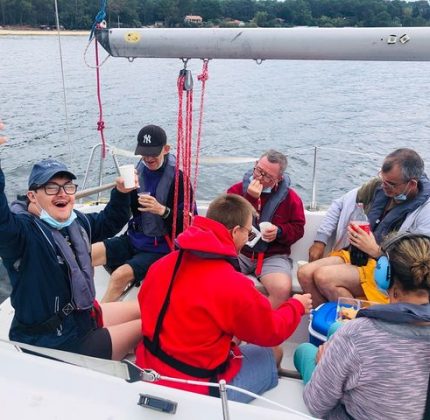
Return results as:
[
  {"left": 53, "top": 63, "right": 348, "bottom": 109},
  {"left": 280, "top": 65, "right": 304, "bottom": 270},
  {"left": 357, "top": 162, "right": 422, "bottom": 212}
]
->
[{"left": 0, "top": 28, "right": 90, "bottom": 36}]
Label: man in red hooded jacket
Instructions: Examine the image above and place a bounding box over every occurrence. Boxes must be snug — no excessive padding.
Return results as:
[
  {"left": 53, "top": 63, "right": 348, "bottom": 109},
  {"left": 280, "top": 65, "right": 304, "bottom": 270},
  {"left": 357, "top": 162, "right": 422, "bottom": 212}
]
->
[{"left": 135, "top": 193, "right": 312, "bottom": 403}]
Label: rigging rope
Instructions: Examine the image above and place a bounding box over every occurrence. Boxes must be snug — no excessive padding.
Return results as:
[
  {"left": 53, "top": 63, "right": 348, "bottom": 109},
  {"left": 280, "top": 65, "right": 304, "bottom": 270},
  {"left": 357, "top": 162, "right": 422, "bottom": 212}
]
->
[
  {"left": 183, "top": 80, "right": 193, "bottom": 232},
  {"left": 172, "top": 75, "right": 185, "bottom": 241},
  {"left": 172, "top": 60, "right": 209, "bottom": 242},
  {"left": 192, "top": 60, "right": 209, "bottom": 214},
  {"left": 53, "top": 0, "right": 72, "bottom": 166},
  {"left": 94, "top": 36, "right": 107, "bottom": 159}
]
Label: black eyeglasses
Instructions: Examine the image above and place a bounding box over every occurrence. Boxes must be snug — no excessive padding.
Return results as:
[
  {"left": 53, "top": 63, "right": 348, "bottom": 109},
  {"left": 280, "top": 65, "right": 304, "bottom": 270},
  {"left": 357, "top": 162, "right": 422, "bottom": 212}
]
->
[
  {"left": 378, "top": 171, "right": 410, "bottom": 190},
  {"left": 253, "top": 166, "right": 276, "bottom": 183},
  {"left": 38, "top": 182, "right": 78, "bottom": 196},
  {"left": 240, "top": 225, "right": 256, "bottom": 241}
]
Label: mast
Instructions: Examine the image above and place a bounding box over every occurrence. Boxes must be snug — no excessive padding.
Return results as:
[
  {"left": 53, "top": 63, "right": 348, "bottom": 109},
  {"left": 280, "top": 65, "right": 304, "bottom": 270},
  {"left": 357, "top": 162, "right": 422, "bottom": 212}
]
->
[{"left": 96, "top": 27, "right": 430, "bottom": 61}]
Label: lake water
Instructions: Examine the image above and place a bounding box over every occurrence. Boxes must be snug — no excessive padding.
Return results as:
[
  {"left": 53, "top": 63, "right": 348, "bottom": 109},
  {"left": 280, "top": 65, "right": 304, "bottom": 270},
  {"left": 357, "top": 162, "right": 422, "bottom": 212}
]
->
[{"left": 1, "top": 34, "right": 430, "bottom": 302}]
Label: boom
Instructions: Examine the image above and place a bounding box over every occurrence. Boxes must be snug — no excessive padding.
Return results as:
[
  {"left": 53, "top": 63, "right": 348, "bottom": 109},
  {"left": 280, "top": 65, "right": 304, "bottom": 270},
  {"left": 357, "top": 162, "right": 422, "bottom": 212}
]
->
[{"left": 96, "top": 27, "right": 430, "bottom": 61}]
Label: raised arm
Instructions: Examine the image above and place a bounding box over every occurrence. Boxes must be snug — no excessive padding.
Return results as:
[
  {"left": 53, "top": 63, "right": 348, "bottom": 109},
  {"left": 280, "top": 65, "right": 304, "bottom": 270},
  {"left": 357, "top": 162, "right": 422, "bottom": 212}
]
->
[
  {"left": 84, "top": 177, "right": 132, "bottom": 243},
  {"left": 0, "top": 135, "right": 27, "bottom": 259}
]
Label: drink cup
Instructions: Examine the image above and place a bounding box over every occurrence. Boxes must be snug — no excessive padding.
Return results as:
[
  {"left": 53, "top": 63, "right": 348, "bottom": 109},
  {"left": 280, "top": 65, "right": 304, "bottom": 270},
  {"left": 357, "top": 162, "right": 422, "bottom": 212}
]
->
[
  {"left": 119, "top": 164, "right": 135, "bottom": 189},
  {"left": 138, "top": 191, "right": 151, "bottom": 197},
  {"left": 259, "top": 221, "right": 273, "bottom": 242},
  {"left": 336, "top": 297, "right": 361, "bottom": 322},
  {"left": 350, "top": 221, "right": 371, "bottom": 234},
  {"left": 336, "top": 297, "right": 377, "bottom": 322}
]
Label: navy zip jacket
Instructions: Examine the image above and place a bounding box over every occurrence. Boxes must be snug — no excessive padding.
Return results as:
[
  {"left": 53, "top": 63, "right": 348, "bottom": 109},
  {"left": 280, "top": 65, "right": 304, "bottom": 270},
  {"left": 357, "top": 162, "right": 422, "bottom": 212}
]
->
[{"left": 0, "top": 166, "right": 131, "bottom": 350}]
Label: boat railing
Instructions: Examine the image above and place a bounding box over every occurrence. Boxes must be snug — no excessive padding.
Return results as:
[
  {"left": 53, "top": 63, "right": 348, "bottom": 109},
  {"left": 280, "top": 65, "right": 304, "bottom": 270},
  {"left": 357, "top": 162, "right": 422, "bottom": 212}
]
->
[
  {"left": 78, "top": 143, "right": 380, "bottom": 209},
  {"left": 78, "top": 142, "right": 137, "bottom": 203},
  {"left": 304, "top": 146, "right": 380, "bottom": 210}
]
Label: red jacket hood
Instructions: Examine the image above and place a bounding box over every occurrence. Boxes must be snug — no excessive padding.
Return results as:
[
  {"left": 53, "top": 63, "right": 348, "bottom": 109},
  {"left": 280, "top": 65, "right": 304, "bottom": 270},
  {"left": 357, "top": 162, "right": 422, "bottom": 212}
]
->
[{"left": 176, "top": 216, "right": 238, "bottom": 258}]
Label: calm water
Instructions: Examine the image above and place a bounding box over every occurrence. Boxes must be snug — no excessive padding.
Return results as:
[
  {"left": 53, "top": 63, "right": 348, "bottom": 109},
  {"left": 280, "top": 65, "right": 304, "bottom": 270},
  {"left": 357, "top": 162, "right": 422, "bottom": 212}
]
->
[{"left": 1, "top": 35, "right": 430, "bottom": 301}]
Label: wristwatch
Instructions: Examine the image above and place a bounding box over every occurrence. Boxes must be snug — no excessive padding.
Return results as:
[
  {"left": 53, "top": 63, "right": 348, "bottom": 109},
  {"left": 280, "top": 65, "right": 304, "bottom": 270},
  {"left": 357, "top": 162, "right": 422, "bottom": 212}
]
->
[{"left": 162, "top": 206, "right": 171, "bottom": 219}]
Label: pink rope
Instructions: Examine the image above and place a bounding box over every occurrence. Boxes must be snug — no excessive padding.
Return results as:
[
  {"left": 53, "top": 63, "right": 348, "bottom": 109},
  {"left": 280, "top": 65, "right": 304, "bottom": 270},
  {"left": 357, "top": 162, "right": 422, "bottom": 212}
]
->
[
  {"left": 192, "top": 60, "right": 209, "bottom": 215},
  {"left": 172, "top": 62, "right": 210, "bottom": 238},
  {"left": 183, "top": 89, "right": 193, "bottom": 231},
  {"left": 94, "top": 36, "right": 106, "bottom": 159},
  {"left": 172, "top": 75, "right": 185, "bottom": 242}
]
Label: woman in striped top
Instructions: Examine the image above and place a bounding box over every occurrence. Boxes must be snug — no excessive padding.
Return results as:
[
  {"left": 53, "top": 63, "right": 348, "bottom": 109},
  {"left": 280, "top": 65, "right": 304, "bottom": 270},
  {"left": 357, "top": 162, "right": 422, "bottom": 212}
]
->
[{"left": 301, "top": 233, "right": 430, "bottom": 419}]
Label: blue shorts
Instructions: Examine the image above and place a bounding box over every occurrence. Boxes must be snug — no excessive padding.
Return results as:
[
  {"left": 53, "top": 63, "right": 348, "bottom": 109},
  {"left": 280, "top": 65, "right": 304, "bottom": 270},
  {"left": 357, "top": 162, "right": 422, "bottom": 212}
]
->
[
  {"left": 104, "top": 235, "right": 166, "bottom": 285},
  {"left": 227, "top": 344, "right": 278, "bottom": 403}
]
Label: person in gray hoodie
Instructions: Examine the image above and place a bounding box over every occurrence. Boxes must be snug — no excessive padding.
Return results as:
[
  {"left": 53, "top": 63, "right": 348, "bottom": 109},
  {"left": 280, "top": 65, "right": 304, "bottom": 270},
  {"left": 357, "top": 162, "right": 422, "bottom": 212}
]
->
[{"left": 298, "top": 232, "right": 430, "bottom": 419}]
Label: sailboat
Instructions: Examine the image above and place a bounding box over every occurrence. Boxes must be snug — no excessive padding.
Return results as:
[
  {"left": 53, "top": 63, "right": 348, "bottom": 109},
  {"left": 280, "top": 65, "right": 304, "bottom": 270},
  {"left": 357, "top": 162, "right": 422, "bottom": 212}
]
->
[{"left": 1, "top": 26, "right": 430, "bottom": 419}]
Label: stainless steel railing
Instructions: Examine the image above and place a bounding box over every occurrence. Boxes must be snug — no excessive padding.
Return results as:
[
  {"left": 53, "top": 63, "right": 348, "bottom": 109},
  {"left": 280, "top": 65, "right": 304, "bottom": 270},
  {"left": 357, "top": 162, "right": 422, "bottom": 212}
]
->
[{"left": 78, "top": 143, "right": 380, "bottom": 209}]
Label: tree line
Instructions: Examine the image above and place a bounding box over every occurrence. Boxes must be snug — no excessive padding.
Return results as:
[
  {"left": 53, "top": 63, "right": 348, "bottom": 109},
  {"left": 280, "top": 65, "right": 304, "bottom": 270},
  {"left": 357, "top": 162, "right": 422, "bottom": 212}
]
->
[{"left": 1, "top": 0, "right": 430, "bottom": 29}]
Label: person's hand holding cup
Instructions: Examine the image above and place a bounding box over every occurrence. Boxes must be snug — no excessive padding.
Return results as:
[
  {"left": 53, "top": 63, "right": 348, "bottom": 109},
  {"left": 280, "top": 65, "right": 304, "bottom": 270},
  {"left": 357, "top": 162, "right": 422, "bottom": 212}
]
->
[
  {"left": 118, "top": 164, "right": 137, "bottom": 192},
  {"left": 138, "top": 192, "right": 165, "bottom": 216},
  {"left": 259, "top": 221, "right": 277, "bottom": 242},
  {"left": 138, "top": 191, "right": 151, "bottom": 209}
]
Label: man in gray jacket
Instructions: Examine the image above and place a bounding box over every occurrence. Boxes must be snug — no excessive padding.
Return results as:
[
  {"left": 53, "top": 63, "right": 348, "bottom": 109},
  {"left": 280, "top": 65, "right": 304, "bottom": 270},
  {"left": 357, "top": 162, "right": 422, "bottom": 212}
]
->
[{"left": 298, "top": 148, "right": 430, "bottom": 307}]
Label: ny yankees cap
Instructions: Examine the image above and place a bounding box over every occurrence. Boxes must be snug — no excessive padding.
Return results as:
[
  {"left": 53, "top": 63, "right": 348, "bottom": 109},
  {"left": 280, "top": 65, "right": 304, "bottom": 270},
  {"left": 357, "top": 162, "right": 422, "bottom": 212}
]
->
[{"left": 135, "top": 125, "right": 167, "bottom": 157}]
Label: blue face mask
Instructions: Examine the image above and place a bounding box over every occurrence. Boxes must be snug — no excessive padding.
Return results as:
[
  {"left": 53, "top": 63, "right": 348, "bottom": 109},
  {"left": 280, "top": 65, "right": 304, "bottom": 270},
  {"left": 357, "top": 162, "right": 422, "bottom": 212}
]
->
[
  {"left": 393, "top": 193, "right": 408, "bottom": 202},
  {"left": 40, "top": 209, "right": 77, "bottom": 229},
  {"left": 393, "top": 185, "right": 410, "bottom": 202},
  {"left": 249, "top": 175, "right": 272, "bottom": 193}
]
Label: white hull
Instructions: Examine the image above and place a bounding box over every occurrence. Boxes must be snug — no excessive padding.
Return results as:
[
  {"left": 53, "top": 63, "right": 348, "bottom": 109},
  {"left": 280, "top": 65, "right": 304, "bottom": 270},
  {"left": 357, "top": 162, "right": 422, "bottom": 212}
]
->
[{"left": 0, "top": 343, "right": 308, "bottom": 420}]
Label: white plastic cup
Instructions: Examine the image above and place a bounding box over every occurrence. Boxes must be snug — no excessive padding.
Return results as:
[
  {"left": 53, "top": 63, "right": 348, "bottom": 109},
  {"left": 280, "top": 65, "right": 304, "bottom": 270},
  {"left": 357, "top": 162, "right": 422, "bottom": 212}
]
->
[
  {"left": 119, "top": 164, "right": 135, "bottom": 189},
  {"left": 138, "top": 191, "right": 151, "bottom": 197},
  {"left": 259, "top": 221, "right": 273, "bottom": 242}
]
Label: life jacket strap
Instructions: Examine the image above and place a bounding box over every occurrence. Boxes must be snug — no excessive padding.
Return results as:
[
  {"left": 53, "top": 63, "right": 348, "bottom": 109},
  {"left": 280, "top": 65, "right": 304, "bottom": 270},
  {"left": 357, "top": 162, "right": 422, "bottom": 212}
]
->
[
  {"left": 255, "top": 252, "right": 264, "bottom": 276},
  {"left": 144, "top": 248, "right": 228, "bottom": 397},
  {"left": 143, "top": 336, "right": 229, "bottom": 379},
  {"left": 14, "top": 300, "right": 100, "bottom": 335},
  {"left": 164, "top": 234, "right": 174, "bottom": 252},
  {"left": 14, "top": 302, "right": 76, "bottom": 334}
]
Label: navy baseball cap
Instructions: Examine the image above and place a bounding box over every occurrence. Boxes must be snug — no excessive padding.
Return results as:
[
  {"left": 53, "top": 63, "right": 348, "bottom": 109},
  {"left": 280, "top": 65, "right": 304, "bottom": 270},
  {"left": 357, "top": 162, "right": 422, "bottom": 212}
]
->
[
  {"left": 28, "top": 159, "right": 76, "bottom": 188},
  {"left": 135, "top": 125, "right": 167, "bottom": 157}
]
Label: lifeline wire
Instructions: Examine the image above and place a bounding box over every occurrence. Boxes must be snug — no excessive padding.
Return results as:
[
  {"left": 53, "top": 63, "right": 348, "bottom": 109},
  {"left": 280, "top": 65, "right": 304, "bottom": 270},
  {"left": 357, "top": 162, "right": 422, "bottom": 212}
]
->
[
  {"left": 2, "top": 339, "right": 313, "bottom": 420},
  {"left": 159, "top": 374, "right": 315, "bottom": 419}
]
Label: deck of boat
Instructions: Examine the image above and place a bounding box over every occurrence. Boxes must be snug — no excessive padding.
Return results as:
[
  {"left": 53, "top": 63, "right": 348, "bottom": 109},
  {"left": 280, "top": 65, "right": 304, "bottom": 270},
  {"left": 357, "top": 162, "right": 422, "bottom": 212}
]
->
[{"left": 0, "top": 204, "right": 329, "bottom": 418}]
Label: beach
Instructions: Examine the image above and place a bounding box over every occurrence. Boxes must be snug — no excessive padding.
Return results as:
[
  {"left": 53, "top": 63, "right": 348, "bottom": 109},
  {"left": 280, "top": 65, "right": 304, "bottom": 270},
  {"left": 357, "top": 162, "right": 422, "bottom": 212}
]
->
[{"left": 0, "top": 27, "right": 89, "bottom": 36}]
